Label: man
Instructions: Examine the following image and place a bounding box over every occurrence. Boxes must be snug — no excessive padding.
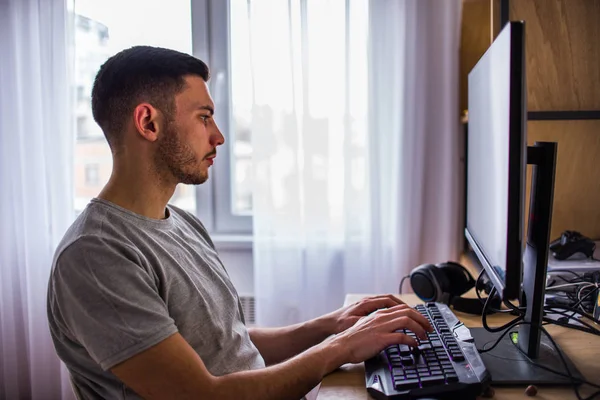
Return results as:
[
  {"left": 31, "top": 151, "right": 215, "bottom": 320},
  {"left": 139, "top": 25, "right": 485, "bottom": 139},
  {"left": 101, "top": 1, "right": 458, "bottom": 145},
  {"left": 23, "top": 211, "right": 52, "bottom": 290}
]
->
[{"left": 47, "top": 46, "right": 432, "bottom": 400}]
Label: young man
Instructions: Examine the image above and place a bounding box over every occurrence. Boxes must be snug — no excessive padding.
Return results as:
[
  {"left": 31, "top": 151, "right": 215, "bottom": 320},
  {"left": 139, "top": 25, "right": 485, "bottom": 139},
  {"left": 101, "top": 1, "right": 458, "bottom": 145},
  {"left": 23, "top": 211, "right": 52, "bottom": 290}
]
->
[{"left": 47, "top": 46, "right": 432, "bottom": 400}]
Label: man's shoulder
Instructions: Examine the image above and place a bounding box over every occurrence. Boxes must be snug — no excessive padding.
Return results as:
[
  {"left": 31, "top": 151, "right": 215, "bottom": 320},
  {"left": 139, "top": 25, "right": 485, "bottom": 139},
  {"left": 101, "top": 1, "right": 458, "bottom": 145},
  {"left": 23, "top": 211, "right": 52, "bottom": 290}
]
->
[{"left": 52, "top": 202, "right": 142, "bottom": 270}]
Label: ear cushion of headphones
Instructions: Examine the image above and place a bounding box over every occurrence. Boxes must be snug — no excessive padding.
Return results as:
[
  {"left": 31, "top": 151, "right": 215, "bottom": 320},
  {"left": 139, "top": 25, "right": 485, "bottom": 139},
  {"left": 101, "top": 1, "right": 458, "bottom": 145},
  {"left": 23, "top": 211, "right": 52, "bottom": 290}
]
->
[
  {"left": 440, "top": 262, "right": 475, "bottom": 297},
  {"left": 410, "top": 264, "right": 450, "bottom": 302}
]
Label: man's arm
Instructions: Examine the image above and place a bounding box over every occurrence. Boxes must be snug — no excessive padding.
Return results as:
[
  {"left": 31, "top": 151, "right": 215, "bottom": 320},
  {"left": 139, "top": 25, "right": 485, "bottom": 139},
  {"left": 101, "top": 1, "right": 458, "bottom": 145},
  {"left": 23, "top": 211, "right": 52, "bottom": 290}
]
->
[
  {"left": 112, "top": 304, "right": 433, "bottom": 400},
  {"left": 248, "top": 316, "right": 334, "bottom": 366},
  {"left": 249, "top": 294, "right": 406, "bottom": 365}
]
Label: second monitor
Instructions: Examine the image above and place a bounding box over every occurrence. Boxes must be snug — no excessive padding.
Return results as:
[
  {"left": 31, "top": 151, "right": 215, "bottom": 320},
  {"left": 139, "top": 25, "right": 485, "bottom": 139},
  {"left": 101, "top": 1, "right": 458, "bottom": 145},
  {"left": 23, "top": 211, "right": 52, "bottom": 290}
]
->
[{"left": 465, "top": 21, "right": 583, "bottom": 385}]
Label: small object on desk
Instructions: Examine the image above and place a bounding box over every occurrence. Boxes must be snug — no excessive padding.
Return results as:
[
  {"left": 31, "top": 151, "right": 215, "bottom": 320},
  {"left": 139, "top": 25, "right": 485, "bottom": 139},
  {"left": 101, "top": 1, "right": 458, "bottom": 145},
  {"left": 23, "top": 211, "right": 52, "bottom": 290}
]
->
[{"left": 525, "top": 384, "right": 538, "bottom": 396}]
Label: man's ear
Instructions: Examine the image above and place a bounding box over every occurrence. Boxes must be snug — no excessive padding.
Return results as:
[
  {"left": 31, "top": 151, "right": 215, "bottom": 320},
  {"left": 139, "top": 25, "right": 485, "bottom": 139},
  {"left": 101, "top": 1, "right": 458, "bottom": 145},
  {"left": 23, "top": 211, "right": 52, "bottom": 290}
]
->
[{"left": 133, "top": 103, "right": 161, "bottom": 142}]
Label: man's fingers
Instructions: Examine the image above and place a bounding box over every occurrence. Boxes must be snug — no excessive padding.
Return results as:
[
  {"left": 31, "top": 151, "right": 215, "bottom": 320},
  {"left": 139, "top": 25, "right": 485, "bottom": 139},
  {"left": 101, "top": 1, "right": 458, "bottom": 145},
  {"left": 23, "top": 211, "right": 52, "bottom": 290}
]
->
[
  {"left": 365, "top": 294, "right": 405, "bottom": 307},
  {"left": 387, "top": 316, "right": 428, "bottom": 340},
  {"left": 376, "top": 306, "right": 433, "bottom": 333},
  {"left": 361, "top": 298, "right": 408, "bottom": 314},
  {"left": 403, "top": 308, "right": 434, "bottom": 333},
  {"left": 374, "top": 294, "right": 405, "bottom": 305},
  {"left": 383, "top": 332, "right": 419, "bottom": 348}
]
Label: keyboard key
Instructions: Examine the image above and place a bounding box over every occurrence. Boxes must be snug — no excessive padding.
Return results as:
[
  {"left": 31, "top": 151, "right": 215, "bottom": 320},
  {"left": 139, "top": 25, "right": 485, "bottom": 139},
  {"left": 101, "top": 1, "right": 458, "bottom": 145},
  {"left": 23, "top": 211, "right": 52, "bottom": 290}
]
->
[
  {"left": 401, "top": 356, "right": 413, "bottom": 365},
  {"left": 386, "top": 347, "right": 399, "bottom": 355},
  {"left": 394, "top": 378, "right": 420, "bottom": 390},
  {"left": 399, "top": 344, "right": 411, "bottom": 356},
  {"left": 430, "top": 340, "right": 443, "bottom": 348},
  {"left": 418, "top": 344, "right": 432, "bottom": 351},
  {"left": 389, "top": 356, "right": 402, "bottom": 366},
  {"left": 446, "top": 373, "right": 459, "bottom": 382},
  {"left": 420, "top": 375, "right": 445, "bottom": 386}
]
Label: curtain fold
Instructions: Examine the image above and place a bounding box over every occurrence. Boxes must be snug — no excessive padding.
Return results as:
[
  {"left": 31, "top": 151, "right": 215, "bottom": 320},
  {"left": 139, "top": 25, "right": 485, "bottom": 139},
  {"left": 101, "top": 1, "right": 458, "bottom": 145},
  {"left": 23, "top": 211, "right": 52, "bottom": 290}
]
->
[
  {"left": 252, "top": 0, "right": 463, "bottom": 327},
  {"left": 0, "top": 0, "right": 75, "bottom": 398}
]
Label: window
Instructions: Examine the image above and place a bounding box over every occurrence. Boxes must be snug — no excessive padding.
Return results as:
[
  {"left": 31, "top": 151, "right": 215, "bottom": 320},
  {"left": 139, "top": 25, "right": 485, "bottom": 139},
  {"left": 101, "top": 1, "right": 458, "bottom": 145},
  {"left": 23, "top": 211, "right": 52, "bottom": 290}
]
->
[
  {"left": 84, "top": 164, "right": 100, "bottom": 185},
  {"left": 192, "top": 0, "right": 254, "bottom": 233},
  {"left": 73, "top": 0, "right": 252, "bottom": 235}
]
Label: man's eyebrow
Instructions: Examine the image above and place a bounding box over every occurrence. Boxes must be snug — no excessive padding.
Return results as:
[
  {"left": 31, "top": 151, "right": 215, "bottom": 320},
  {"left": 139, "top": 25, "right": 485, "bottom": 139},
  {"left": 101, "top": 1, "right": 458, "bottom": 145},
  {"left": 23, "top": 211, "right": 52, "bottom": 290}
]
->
[{"left": 195, "top": 105, "right": 214, "bottom": 116}]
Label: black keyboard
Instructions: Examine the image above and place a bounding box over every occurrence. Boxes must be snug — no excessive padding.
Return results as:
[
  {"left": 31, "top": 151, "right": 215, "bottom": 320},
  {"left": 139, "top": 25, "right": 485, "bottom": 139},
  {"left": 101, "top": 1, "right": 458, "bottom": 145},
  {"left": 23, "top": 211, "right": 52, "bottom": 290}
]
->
[{"left": 364, "top": 303, "right": 490, "bottom": 400}]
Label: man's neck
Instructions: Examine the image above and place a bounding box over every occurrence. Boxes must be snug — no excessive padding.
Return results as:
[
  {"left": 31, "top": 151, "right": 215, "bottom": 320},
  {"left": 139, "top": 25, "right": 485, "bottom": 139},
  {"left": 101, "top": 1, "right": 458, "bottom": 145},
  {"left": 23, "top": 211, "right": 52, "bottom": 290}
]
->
[{"left": 98, "top": 167, "right": 176, "bottom": 220}]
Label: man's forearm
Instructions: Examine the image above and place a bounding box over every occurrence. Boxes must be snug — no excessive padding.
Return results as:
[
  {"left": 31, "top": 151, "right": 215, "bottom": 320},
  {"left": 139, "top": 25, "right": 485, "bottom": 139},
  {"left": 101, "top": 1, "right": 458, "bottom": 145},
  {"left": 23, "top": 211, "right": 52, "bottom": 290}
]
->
[
  {"left": 249, "top": 316, "right": 336, "bottom": 365},
  {"left": 211, "top": 337, "right": 345, "bottom": 400}
]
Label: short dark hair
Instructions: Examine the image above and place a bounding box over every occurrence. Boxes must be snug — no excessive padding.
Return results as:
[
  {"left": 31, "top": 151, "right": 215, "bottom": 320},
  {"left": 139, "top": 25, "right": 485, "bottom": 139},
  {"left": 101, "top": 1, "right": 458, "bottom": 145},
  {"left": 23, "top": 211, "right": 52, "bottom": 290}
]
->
[{"left": 91, "top": 46, "right": 210, "bottom": 147}]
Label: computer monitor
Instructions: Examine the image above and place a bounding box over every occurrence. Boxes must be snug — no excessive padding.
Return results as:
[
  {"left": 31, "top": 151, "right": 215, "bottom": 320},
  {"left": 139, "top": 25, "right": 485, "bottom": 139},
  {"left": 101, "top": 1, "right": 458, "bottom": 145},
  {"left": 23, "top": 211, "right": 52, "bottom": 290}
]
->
[
  {"left": 465, "top": 21, "right": 583, "bottom": 386},
  {"left": 465, "top": 21, "right": 526, "bottom": 302}
]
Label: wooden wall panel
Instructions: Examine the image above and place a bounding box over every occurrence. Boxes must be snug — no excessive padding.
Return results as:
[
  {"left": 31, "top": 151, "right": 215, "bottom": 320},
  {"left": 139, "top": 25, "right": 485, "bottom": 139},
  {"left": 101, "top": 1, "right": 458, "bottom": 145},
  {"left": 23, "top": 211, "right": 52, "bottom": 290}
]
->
[
  {"left": 524, "top": 120, "right": 600, "bottom": 241},
  {"left": 509, "top": 0, "right": 600, "bottom": 111},
  {"left": 460, "top": 0, "right": 492, "bottom": 112},
  {"left": 490, "top": 0, "right": 502, "bottom": 39}
]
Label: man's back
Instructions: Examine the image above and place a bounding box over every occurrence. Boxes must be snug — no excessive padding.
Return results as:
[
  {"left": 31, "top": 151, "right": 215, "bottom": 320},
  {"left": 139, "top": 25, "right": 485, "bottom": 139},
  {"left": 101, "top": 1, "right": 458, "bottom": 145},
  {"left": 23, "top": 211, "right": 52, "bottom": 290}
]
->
[{"left": 47, "top": 198, "right": 264, "bottom": 399}]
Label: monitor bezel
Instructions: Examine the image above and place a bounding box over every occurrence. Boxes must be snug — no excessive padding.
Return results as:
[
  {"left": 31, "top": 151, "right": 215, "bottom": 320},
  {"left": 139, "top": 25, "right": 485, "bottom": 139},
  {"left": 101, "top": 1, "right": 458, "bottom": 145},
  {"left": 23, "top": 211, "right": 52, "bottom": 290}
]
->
[{"left": 465, "top": 21, "right": 526, "bottom": 301}]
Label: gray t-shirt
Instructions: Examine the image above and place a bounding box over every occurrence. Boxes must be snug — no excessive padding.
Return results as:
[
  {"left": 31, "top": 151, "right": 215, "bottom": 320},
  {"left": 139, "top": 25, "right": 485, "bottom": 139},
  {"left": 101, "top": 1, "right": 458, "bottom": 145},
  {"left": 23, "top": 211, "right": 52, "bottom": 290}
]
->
[{"left": 47, "top": 198, "right": 265, "bottom": 399}]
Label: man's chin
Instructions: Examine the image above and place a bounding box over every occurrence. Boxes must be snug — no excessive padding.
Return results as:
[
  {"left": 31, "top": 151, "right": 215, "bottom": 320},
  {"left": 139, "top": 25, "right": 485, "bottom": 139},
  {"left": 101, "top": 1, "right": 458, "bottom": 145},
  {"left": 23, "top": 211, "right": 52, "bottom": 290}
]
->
[{"left": 177, "top": 172, "right": 209, "bottom": 185}]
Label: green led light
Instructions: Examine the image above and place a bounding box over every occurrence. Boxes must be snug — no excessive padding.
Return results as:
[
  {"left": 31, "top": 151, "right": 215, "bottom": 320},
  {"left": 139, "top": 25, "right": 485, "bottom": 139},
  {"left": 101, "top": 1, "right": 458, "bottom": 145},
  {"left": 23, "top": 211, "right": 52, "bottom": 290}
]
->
[{"left": 510, "top": 331, "right": 519, "bottom": 344}]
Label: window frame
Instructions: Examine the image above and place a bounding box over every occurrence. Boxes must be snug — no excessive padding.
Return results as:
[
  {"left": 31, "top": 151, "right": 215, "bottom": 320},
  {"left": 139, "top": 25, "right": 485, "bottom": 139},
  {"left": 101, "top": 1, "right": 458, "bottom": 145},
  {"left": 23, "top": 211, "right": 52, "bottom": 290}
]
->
[{"left": 191, "top": 0, "right": 253, "bottom": 235}]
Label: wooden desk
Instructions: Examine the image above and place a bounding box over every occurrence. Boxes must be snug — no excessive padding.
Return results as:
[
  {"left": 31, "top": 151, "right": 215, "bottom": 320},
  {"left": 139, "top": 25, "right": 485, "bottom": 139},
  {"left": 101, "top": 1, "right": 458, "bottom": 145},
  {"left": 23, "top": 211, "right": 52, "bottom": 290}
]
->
[{"left": 317, "top": 293, "right": 600, "bottom": 400}]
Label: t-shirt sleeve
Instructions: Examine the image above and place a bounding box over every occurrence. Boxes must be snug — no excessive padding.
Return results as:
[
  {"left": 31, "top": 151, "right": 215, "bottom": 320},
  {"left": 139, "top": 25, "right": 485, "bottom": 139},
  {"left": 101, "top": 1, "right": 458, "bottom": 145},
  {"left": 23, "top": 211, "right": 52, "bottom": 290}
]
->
[{"left": 51, "top": 235, "right": 178, "bottom": 371}]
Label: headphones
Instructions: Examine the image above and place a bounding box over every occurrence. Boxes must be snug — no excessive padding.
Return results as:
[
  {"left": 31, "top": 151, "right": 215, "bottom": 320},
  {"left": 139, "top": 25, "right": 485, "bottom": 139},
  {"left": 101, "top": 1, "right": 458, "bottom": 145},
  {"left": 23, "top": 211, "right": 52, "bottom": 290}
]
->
[{"left": 409, "top": 261, "right": 500, "bottom": 315}]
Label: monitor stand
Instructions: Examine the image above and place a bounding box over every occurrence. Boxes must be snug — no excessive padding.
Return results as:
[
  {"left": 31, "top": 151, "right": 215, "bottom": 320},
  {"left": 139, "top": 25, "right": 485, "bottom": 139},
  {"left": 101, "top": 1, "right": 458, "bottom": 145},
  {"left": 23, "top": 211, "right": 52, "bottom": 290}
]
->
[
  {"left": 470, "top": 328, "right": 581, "bottom": 385},
  {"left": 473, "top": 142, "right": 584, "bottom": 386}
]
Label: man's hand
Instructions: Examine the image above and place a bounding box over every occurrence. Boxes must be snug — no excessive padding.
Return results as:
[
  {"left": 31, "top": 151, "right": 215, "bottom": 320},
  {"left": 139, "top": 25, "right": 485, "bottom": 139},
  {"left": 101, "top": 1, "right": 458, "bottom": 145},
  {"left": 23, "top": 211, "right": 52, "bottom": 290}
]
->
[
  {"left": 249, "top": 295, "right": 406, "bottom": 366},
  {"left": 328, "top": 303, "right": 434, "bottom": 365},
  {"left": 322, "top": 294, "right": 408, "bottom": 335}
]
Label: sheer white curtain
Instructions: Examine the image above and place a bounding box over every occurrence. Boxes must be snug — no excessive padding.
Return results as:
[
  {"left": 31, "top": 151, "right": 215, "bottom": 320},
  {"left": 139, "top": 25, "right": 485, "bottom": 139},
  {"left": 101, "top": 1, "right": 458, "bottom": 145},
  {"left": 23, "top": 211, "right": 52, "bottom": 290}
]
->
[
  {"left": 0, "top": 0, "right": 75, "bottom": 398},
  {"left": 251, "top": 0, "right": 462, "bottom": 327}
]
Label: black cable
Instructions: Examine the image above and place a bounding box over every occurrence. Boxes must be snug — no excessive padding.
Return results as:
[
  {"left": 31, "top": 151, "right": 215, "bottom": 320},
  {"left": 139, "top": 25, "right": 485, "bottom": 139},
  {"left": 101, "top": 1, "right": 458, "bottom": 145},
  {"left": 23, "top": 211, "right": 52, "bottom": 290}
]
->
[
  {"left": 475, "top": 270, "right": 524, "bottom": 314},
  {"left": 569, "top": 286, "right": 599, "bottom": 319},
  {"left": 549, "top": 269, "right": 585, "bottom": 280},
  {"left": 547, "top": 304, "right": 600, "bottom": 326},
  {"left": 549, "top": 285, "right": 600, "bottom": 320},
  {"left": 475, "top": 268, "right": 486, "bottom": 304},
  {"left": 398, "top": 275, "right": 410, "bottom": 294},
  {"left": 545, "top": 306, "right": 600, "bottom": 327},
  {"left": 477, "top": 320, "right": 530, "bottom": 353},
  {"left": 553, "top": 274, "right": 586, "bottom": 284},
  {"left": 502, "top": 296, "right": 524, "bottom": 314},
  {"left": 543, "top": 316, "right": 600, "bottom": 336},
  {"left": 482, "top": 287, "right": 524, "bottom": 332}
]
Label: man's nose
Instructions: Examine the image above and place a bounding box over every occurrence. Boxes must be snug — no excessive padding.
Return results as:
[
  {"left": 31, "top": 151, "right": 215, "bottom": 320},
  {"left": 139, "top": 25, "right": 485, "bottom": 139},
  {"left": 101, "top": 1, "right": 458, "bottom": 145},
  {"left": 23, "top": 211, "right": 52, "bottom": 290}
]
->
[{"left": 211, "top": 125, "right": 225, "bottom": 147}]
